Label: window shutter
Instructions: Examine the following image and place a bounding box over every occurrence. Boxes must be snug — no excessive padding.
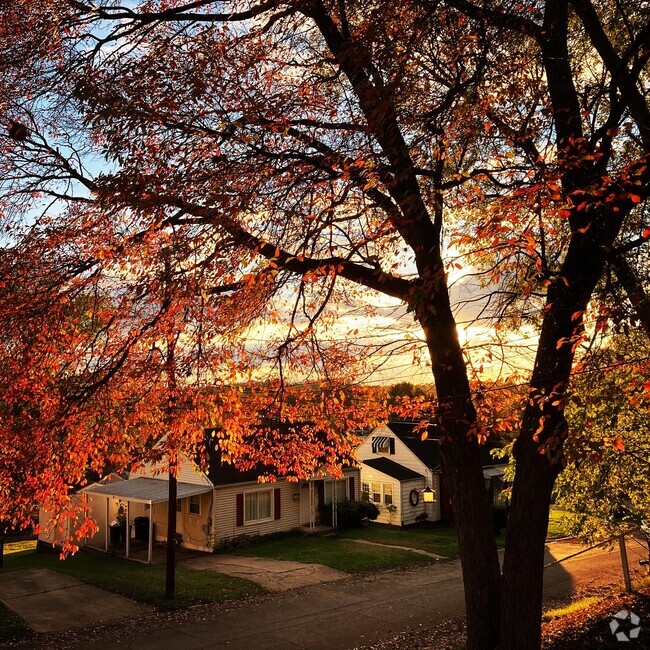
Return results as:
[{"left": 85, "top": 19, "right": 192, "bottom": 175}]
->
[
  {"left": 274, "top": 488, "right": 281, "bottom": 520},
  {"left": 236, "top": 493, "right": 244, "bottom": 527},
  {"left": 348, "top": 476, "right": 355, "bottom": 500},
  {"left": 389, "top": 438, "right": 395, "bottom": 454}
]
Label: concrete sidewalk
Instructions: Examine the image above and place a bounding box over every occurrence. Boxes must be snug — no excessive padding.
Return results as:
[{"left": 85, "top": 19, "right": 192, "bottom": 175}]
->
[{"left": 0, "top": 568, "right": 151, "bottom": 633}]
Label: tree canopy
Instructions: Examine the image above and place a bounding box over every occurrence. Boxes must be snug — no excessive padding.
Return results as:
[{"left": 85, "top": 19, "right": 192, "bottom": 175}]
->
[{"left": 0, "top": 1, "right": 648, "bottom": 648}]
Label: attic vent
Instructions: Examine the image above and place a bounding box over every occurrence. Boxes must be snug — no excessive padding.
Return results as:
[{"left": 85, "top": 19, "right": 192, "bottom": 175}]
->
[{"left": 372, "top": 436, "right": 394, "bottom": 454}]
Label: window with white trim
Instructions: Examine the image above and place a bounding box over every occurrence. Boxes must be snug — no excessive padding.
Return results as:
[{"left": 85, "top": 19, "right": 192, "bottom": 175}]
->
[
  {"left": 244, "top": 490, "right": 272, "bottom": 523},
  {"left": 369, "top": 482, "right": 394, "bottom": 507},
  {"left": 188, "top": 495, "right": 201, "bottom": 516},
  {"left": 383, "top": 483, "right": 393, "bottom": 506},
  {"left": 361, "top": 482, "right": 371, "bottom": 502}
]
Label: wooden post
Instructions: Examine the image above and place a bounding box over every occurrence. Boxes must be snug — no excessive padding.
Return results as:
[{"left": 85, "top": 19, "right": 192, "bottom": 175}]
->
[{"left": 619, "top": 534, "right": 632, "bottom": 593}]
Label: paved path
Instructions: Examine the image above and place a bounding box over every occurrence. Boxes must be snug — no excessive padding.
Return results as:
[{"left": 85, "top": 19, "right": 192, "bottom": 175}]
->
[
  {"left": 60, "top": 539, "right": 646, "bottom": 650},
  {"left": 0, "top": 568, "right": 151, "bottom": 633},
  {"left": 341, "top": 538, "right": 444, "bottom": 559},
  {"left": 180, "top": 554, "right": 347, "bottom": 591}
]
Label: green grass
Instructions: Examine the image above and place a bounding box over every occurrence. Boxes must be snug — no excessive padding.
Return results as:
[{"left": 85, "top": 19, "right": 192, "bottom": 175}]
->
[
  {"left": 547, "top": 508, "right": 571, "bottom": 539},
  {"left": 542, "top": 596, "right": 603, "bottom": 621},
  {"left": 0, "top": 601, "right": 31, "bottom": 644},
  {"left": 1, "top": 547, "right": 263, "bottom": 610},
  {"left": 234, "top": 531, "right": 437, "bottom": 572},
  {"left": 341, "top": 522, "right": 462, "bottom": 557}
]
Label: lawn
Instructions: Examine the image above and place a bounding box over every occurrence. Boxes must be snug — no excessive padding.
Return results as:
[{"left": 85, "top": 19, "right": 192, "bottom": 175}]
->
[
  {"left": 233, "top": 532, "right": 437, "bottom": 572},
  {"left": 0, "top": 546, "right": 263, "bottom": 610},
  {"left": 547, "top": 508, "right": 571, "bottom": 539},
  {"left": 341, "top": 522, "right": 462, "bottom": 557},
  {"left": 233, "top": 521, "right": 510, "bottom": 569}
]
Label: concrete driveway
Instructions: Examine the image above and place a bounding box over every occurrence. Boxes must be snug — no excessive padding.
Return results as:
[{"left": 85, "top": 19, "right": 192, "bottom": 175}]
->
[
  {"left": 0, "top": 568, "right": 151, "bottom": 633},
  {"left": 180, "top": 554, "right": 347, "bottom": 591}
]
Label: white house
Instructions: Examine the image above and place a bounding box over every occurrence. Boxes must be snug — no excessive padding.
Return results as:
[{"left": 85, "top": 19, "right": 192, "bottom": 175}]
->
[
  {"left": 40, "top": 436, "right": 360, "bottom": 562},
  {"left": 357, "top": 421, "right": 507, "bottom": 526}
]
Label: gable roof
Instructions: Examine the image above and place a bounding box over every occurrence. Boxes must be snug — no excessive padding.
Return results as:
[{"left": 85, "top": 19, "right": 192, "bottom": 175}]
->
[
  {"left": 385, "top": 421, "right": 442, "bottom": 469},
  {"left": 363, "top": 457, "right": 424, "bottom": 481},
  {"left": 384, "top": 421, "right": 504, "bottom": 470},
  {"left": 203, "top": 437, "right": 276, "bottom": 486}
]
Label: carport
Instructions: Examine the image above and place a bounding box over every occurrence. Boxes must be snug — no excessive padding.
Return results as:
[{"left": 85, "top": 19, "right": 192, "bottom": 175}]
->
[{"left": 83, "top": 478, "right": 212, "bottom": 564}]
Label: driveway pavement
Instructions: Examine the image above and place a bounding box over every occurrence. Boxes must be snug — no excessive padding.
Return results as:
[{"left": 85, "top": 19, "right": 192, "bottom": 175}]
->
[
  {"left": 180, "top": 554, "right": 347, "bottom": 591},
  {"left": 0, "top": 568, "right": 151, "bottom": 633}
]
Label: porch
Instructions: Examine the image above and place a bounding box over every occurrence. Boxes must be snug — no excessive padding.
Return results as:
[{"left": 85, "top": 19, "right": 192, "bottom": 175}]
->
[{"left": 83, "top": 477, "right": 213, "bottom": 563}]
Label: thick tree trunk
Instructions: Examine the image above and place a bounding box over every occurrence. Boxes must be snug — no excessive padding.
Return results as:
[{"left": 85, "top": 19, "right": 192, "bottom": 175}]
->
[
  {"left": 421, "top": 295, "right": 501, "bottom": 649},
  {"left": 498, "top": 425, "right": 558, "bottom": 649},
  {"left": 439, "top": 432, "right": 502, "bottom": 649},
  {"left": 165, "top": 471, "right": 177, "bottom": 600}
]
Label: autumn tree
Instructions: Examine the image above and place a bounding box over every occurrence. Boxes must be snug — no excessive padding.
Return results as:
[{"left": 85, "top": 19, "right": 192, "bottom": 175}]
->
[{"left": 0, "top": 1, "right": 649, "bottom": 648}]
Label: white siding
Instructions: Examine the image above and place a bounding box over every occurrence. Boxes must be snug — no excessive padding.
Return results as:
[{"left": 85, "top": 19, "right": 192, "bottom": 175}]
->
[
  {"left": 151, "top": 490, "right": 213, "bottom": 551},
  {"left": 137, "top": 453, "right": 212, "bottom": 486},
  {"left": 399, "top": 477, "right": 427, "bottom": 526},
  {"left": 359, "top": 465, "right": 401, "bottom": 525},
  {"left": 357, "top": 425, "right": 430, "bottom": 475},
  {"left": 213, "top": 480, "right": 301, "bottom": 545}
]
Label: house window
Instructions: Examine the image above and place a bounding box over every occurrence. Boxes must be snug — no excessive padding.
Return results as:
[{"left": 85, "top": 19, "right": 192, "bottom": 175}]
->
[
  {"left": 176, "top": 499, "right": 182, "bottom": 512},
  {"left": 361, "top": 482, "right": 371, "bottom": 502},
  {"left": 245, "top": 490, "right": 272, "bottom": 523},
  {"left": 368, "top": 482, "right": 394, "bottom": 506},
  {"left": 371, "top": 482, "right": 382, "bottom": 504},
  {"left": 188, "top": 495, "right": 201, "bottom": 516},
  {"left": 383, "top": 484, "right": 393, "bottom": 507}
]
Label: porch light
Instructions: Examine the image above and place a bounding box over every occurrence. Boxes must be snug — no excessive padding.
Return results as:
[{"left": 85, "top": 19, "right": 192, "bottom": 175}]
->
[
  {"left": 293, "top": 493, "right": 300, "bottom": 502},
  {"left": 422, "top": 486, "right": 435, "bottom": 503}
]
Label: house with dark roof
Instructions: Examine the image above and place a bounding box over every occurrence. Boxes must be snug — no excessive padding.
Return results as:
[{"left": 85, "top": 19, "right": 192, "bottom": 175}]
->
[
  {"left": 357, "top": 422, "right": 507, "bottom": 526},
  {"left": 70, "top": 433, "right": 360, "bottom": 561}
]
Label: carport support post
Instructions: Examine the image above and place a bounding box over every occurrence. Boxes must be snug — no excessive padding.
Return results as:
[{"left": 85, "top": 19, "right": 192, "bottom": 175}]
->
[
  {"left": 619, "top": 534, "right": 632, "bottom": 593},
  {"left": 105, "top": 496, "right": 110, "bottom": 552},
  {"left": 147, "top": 502, "right": 153, "bottom": 565},
  {"left": 125, "top": 500, "right": 130, "bottom": 559}
]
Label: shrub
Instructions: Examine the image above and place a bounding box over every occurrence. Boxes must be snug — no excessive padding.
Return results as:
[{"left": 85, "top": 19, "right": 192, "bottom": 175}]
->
[{"left": 321, "top": 499, "right": 380, "bottom": 529}]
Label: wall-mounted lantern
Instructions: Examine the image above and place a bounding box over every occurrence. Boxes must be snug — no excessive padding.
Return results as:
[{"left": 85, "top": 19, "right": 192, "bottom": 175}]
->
[{"left": 422, "top": 486, "right": 435, "bottom": 503}]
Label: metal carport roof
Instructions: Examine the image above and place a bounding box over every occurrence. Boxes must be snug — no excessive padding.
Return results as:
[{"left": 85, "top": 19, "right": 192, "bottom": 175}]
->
[{"left": 83, "top": 477, "right": 212, "bottom": 504}]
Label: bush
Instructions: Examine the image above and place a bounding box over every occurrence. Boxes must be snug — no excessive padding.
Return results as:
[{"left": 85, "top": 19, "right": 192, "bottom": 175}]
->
[{"left": 321, "top": 499, "right": 380, "bottom": 529}]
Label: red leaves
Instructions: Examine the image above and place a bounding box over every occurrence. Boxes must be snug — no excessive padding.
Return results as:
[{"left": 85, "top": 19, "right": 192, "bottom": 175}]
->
[{"left": 611, "top": 437, "right": 625, "bottom": 452}]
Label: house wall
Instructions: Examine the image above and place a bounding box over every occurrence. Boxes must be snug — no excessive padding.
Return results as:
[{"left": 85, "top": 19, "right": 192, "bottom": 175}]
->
[
  {"left": 360, "top": 465, "right": 402, "bottom": 525},
  {"left": 212, "top": 480, "right": 301, "bottom": 546},
  {"left": 357, "top": 425, "right": 428, "bottom": 472},
  {"left": 151, "top": 491, "right": 213, "bottom": 551},
  {"left": 137, "top": 454, "right": 212, "bottom": 486},
  {"left": 398, "top": 475, "right": 442, "bottom": 525},
  {"left": 399, "top": 477, "right": 427, "bottom": 526},
  {"left": 358, "top": 426, "right": 442, "bottom": 523},
  {"left": 39, "top": 492, "right": 104, "bottom": 548}
]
